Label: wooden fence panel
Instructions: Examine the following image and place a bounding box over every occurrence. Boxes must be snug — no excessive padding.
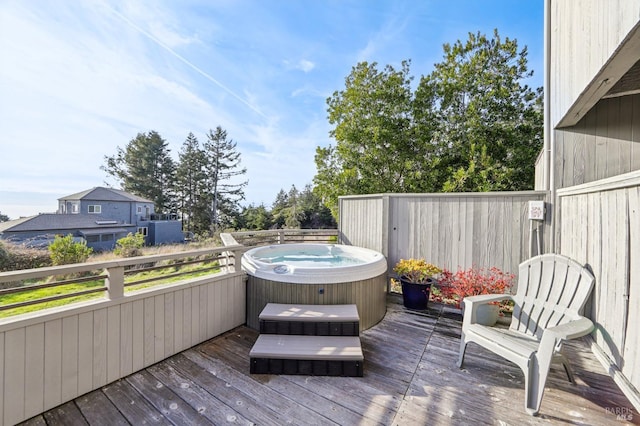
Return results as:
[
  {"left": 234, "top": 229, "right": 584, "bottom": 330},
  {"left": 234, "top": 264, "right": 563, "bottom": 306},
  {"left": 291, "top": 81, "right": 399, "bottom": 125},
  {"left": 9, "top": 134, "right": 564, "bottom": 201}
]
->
[
  {"left": 340, "top": 192, "right": 549, "bottom": 278},
  {"left": 557, "top": 171, "right": 640, "bottom": 411}
]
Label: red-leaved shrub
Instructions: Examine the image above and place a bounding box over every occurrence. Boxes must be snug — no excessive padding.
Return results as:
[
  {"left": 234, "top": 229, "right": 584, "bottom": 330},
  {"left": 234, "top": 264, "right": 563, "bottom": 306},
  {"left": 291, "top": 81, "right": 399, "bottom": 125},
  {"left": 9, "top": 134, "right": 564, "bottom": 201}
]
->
[{"left": 437, "top": 266, "right": 514, "bottom": 308}]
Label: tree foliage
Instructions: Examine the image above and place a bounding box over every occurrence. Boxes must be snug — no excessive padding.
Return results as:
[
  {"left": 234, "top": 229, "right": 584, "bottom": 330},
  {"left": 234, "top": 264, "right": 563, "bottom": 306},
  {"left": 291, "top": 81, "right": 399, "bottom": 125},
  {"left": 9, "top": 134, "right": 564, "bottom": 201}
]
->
[
  {"left": 234, "top": 184, "right": 336, "bottom": 231},
  {"left": 0, "top": 212, "right": 9, "bottom": 223},
  {"left": 103, "top": 126, "right": 248, "bottom": 237},
  {"left": 203, "top": 126, "right": 248, "bottom": 232},
  {"left": 102, "top": 131, "right": 177, "bottom": 213},
  {"left": 176, "top": 133, "right": 209, "bottom": 235},
  {"left": 421, "top": 29, "right": 543, "bottom": 191},
  {"left": 315, "top": 29, "right": 543, "bottom": 215}
]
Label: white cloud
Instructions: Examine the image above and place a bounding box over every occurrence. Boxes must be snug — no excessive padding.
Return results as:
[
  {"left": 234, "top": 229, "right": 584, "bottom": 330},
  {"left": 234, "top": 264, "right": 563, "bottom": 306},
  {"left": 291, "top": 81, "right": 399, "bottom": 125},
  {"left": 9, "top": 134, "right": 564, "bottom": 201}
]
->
[{"left": 297, "top": 59, "right": 315, "bottom": 73}]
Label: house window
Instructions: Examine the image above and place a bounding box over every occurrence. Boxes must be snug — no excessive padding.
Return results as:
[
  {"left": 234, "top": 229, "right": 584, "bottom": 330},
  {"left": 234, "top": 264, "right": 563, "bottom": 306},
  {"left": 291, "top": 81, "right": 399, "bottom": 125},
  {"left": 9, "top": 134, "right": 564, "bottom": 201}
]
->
[
  {"left": 137, "top": 206, "right": 142, "bottom": 214},
  {"left": 88, "top": 205, "right": 101, "bottom": 214},
  {"left": 86, "top": 235, "right": 99, "bottom": 243},
  {"left": 137, "top": 227, "right": 148, "bottom": 236},
  {"left": 59, "top": 204, "right": 65, "bottom": 213},
  {"left": 72, "top": 204, "right": 78, "bottom": 213},
  {"left": 101, "top": 234, "right": 114, "bottom": 242}
]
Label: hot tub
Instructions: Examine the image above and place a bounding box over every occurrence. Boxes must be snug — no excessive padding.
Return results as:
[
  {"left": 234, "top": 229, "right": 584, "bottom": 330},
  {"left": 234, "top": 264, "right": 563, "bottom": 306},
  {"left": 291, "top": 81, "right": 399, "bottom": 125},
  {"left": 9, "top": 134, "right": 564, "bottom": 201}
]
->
[{"left": 242, "top": 244, "right": 388, "bottom": 330}]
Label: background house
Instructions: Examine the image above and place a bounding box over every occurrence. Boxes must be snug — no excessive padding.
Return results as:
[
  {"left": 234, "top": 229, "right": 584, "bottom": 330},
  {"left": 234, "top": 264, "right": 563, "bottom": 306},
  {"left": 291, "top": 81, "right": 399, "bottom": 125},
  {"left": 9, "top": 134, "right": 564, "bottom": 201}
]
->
[{"left": 0, "top": 187, "right": 184, "bottom": 250}]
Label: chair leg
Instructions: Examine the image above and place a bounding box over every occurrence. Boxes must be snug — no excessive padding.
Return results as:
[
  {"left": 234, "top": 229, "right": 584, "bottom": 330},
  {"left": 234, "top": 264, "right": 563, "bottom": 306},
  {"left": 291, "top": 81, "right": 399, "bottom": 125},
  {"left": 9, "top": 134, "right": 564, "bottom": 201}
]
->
[
  {"left": 525, "top": 356, "right": 551, "bottom": 416},
  {"left": 558, "top": 354, "right": 576, "bottom": 384},
  {"left": 457, "top": 335, "right": 467, "bottom": 368}
]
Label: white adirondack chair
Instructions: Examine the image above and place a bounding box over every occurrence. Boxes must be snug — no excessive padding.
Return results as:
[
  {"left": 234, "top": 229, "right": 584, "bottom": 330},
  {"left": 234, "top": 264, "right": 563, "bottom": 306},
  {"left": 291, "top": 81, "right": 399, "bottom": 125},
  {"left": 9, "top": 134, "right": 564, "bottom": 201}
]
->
[{"left": 457, "top": 254, "right": 596, "bottom": 415}]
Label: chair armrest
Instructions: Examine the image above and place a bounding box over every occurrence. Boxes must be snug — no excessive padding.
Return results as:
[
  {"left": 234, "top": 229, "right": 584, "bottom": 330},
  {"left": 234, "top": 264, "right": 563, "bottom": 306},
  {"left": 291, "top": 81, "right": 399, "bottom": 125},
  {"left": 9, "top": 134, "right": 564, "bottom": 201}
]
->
[
  {"left": 463, "top": 293, "right": 513, "bottom": 306},
  {"left": 543, "top": 316, "right": 594, "bottom": 341}
]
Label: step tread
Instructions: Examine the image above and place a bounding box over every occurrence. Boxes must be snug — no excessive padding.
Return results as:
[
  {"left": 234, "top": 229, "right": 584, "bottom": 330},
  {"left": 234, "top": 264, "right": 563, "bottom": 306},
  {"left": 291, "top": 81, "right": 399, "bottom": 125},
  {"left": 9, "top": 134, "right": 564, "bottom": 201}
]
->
[
  {"left": 250, "top": 335, "right": 363, "bottom": 360},
  {"left": 259, "top": 303, "right": 359, "bottom": 322}
]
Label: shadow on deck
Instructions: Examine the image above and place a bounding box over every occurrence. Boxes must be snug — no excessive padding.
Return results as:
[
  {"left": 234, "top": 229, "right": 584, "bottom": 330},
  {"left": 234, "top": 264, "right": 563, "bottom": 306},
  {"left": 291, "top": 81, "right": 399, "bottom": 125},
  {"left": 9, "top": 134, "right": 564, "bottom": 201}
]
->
[{"left": 22, "top": 295, "right": 639, "bottom": 425}]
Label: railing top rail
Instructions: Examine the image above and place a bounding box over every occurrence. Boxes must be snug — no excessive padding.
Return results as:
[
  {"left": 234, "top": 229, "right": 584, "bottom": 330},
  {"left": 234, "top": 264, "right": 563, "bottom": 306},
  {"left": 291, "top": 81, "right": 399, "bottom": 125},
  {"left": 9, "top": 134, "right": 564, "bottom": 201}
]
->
[
  {"left": 230, "top": 229, "right": 338, "bottom": 237},
  {"left": 0, "top": 244, "right": 246, "bottom": 284},
  {"left": 338, "top": 191, "right": 548, "bottom": 200}
]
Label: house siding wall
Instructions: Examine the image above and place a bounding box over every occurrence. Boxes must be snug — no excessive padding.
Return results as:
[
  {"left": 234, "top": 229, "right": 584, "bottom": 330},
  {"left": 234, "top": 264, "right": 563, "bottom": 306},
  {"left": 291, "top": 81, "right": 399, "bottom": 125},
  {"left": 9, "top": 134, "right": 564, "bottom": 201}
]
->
[
  {"left": 549, "top": 0, "right": 640, "bottom": 410},
  {"left": 149, "top": 221, "right": 184, "bottom": 245},
  {"left": 551, "top": 94, "right": 640, "bottom": 190},
  {"left": 79, "top": 201, "right": 131, "bottom": 224},
  {"left": 550, "top": 0, "right": 640, "bottom": 127}
]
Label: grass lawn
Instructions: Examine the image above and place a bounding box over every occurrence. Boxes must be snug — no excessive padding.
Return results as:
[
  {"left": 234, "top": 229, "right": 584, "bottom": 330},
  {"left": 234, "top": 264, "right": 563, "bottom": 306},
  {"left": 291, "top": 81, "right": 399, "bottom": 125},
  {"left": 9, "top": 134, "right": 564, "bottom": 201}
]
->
[{"left": 0, "top": 260, "right": 221, "bottom": 318}]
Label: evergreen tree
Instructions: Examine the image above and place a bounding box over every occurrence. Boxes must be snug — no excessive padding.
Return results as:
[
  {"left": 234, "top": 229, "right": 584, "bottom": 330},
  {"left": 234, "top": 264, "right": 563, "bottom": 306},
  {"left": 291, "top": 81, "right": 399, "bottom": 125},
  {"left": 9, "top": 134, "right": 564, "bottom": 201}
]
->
[
  {"left": 314, "top": 29, "right": 543, "bottom": 215},
  {"left": 299, "top": 184, "right": 337, "bottom": 229},
  {"left": 102, "top": 131, "right": 177, "bottom": 213},
  {"left": 418, "top": 29, "right": 542, "bottom": 191},
  {"left": 271, "top": 189, "right": 289, "bottom": 228},
  {"left": 240, "top": 204, "right": 273, "bottom": 230},
  {"left": 284, "top": 185, "right": 304, "bottom": 229},
  {"left": 202, "top": 126, "right": 247, "bottom": 233},
  {"left": 176, "top": 133, "right": 209, "bottom": 234}
]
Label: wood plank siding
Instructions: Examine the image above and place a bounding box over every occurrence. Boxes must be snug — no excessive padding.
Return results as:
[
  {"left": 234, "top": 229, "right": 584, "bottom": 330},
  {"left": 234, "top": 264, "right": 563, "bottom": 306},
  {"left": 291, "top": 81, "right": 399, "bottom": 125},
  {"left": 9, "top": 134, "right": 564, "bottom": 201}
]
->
[
  {"left": 339, "top": 192, "right": 549, "bottom": 278},
  {"left": 553, "top": 94, "right": 640, "bottom": 189},
  {"left": 23, "top": 296, "right": 640, "bottom": 425},
  {"left": 0, "top": 272, "right": 246, "bottom": 425},
  {"left": 550, "top": 0, "right": 640, "bottom": 128},
  {"left": 557, "top": 171, "right": 640, "bottom": 410}
]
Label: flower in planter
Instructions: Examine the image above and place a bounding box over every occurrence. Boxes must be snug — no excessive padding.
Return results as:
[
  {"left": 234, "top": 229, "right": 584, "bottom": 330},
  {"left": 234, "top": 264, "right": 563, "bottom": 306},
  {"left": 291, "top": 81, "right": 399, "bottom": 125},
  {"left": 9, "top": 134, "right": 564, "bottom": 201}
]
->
[
  {"left": 437, "top": 266, "right": 514, "bottom": 309},
  {"left": 393, "top": 258, "right": 441, "bottom": 284}
]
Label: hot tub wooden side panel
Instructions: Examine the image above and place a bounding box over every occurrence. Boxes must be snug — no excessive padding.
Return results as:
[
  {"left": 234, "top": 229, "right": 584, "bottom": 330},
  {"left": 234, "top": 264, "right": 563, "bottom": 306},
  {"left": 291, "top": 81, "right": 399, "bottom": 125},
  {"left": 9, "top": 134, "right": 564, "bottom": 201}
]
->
[{"left": 246, "top": 274, "right": 387, "bottom": 331}]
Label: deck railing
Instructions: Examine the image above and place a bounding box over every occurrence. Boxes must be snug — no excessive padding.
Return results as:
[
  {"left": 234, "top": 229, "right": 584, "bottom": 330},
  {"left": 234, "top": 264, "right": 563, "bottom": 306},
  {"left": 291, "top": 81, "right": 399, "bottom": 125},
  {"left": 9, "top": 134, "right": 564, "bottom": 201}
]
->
[
  {"left": 0, "top": 244, "right": 247, "bottom": 426},
  {"left": 224, "top": 228, "right": 339, "bottom": 246}
]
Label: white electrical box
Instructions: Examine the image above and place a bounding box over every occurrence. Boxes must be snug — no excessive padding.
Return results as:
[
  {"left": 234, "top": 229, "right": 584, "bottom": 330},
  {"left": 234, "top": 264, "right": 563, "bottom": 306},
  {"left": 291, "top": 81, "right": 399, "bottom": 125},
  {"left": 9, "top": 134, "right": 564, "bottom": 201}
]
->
[{"left": 528, "top": 200, "right": 545, "bottom": 221}]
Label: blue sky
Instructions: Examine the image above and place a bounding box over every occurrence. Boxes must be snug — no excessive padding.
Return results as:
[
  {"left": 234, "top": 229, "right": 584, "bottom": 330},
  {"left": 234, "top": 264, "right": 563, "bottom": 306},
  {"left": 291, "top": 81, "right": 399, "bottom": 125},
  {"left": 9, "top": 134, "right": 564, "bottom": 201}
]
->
[{"left": 0, "top": 0, "right": 543, "bottom": 219}]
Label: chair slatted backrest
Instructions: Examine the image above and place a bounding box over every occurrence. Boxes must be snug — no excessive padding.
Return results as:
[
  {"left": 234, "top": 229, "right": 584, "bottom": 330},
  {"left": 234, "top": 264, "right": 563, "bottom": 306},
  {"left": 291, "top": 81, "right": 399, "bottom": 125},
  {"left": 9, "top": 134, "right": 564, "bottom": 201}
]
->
[{"left": 510, "top": 254, "right": 595, "bottom": 339}]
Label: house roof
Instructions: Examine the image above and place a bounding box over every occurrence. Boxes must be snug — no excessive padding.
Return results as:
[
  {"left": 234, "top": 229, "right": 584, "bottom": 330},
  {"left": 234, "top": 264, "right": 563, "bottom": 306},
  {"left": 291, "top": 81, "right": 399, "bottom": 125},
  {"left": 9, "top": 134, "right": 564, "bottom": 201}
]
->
[
  {"left": 59, "top": 187, "right": 153, "bottom": 203},
  {"left": 0, "top": 214, "right": 133, "bottom": 233}
]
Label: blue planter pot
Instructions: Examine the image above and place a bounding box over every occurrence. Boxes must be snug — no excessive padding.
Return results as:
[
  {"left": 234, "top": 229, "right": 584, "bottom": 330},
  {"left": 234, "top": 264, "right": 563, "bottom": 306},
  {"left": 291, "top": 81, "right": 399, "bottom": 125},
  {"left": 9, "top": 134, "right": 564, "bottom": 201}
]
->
[{"left": 400, "top": 278, "right": 434, "bottom": 310}]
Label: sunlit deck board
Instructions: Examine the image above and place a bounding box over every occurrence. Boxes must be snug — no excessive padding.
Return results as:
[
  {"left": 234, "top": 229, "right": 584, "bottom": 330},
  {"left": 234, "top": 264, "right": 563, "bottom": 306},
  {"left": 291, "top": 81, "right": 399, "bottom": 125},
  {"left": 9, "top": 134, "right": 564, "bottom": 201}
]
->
[{"left": 21, "top": 295, "right": 640, "bottom": 425}]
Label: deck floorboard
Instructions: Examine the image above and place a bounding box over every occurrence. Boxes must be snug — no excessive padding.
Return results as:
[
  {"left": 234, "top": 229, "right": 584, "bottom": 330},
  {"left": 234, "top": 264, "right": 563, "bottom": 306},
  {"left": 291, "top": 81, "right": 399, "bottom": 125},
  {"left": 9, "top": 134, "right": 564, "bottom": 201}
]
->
[{"left": 20, "top": 295, "right": 640, "bottom": 425}]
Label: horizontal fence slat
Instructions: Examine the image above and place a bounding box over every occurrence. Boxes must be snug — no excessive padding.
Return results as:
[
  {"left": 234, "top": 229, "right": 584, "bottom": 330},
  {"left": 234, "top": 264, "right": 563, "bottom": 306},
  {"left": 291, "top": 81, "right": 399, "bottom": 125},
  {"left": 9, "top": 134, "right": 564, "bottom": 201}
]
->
[
  {"left": 0, "top": 287, "right": 107, "bottom": 311},
  {"left": 0, "top": 274, "right": 108, "bottom": 296}
]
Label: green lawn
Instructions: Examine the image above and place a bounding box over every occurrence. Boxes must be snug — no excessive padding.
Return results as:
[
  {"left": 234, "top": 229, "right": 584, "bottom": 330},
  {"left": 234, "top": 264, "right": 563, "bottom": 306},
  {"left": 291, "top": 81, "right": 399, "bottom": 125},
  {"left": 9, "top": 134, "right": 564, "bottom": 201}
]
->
[{"left": 0, "top": 261, "right": 221, "bottom": 318}]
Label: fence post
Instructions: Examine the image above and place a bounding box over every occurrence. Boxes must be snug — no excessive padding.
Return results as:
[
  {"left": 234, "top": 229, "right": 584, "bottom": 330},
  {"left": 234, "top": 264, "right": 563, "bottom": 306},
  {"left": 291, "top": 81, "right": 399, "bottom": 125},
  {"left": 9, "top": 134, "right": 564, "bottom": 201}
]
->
[
  {"left": 105, "top": 266, "right": 125, "bottom": 300},
  {"left": 278, "top": 230, "right": 285, "bottom": 244},
  {"left": 231, "top": 249, "right": 244, "bottom": 272}
]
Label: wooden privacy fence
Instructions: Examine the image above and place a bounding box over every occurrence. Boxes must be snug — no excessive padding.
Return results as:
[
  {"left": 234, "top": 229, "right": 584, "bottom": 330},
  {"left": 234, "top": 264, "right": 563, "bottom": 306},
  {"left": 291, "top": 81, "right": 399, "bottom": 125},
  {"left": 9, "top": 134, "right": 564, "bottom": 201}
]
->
[
  {"left": 557, "top": 170, "right": 640, "bottom": 410},
  {"left": 339, "top": 192, "right": 550, "bottom": 277}
]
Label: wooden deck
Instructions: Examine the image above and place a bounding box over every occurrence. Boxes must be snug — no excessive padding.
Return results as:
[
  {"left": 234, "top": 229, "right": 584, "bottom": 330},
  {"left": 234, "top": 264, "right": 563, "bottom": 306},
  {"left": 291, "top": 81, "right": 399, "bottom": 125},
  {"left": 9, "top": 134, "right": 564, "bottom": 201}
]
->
[{"left": 21, "top": 295, "right": 639, "bottom": 425}]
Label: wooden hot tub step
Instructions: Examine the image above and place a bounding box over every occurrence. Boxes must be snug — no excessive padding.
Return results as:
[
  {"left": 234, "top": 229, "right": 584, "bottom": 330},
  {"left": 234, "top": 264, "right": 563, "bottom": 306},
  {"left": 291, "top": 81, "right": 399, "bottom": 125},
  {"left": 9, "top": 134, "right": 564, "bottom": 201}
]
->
[
  {"left": 259, "top": 303, "right": 360, "bottom": 336},
  {"left": 249, "top": 335, "right": 364, "bottom": 376}
]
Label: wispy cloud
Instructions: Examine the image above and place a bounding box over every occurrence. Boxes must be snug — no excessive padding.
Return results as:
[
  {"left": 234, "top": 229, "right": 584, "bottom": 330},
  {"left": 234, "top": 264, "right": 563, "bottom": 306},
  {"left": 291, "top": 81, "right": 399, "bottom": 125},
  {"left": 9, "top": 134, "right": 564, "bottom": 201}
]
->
[
  {"left": 101, "top": 3, "right": 268, "bottom": 118},
  {"left": 297, "top": 59, "right": 315, "bottom": 72},
  {"left": 0, "top": 0, "right": 544, "bottom": 218}
]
